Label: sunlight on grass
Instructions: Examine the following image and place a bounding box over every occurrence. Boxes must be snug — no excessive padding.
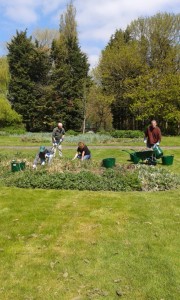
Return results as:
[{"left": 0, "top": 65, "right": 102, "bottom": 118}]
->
[{"left": 0, "top": 187, "right": 180, "bottom": 299}]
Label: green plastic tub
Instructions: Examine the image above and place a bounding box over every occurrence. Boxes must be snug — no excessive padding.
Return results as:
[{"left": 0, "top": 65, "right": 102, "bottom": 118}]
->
[
  {"left": 11, "top": 161, "right": 21, "bottom": 172},
  {"left": 161, "top": 155, "right": 174, "bottom": 166},
  {"left": 11, "top": 161, "right": 26, "bottom": 172},
  {"left": 102, "top": 158, "right": 116, "bottom": 168},
  {"left": 20, "top": 161, "right": 26, "bottom": 170}
]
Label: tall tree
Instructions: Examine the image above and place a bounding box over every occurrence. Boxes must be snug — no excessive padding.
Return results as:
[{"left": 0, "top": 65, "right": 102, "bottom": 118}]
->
[
  {"left": 51, "top": 2, "right": 90, "bottom": 130},
  {"left": 99, "top": 29, "right": 144, "bottom": 129},
  {"left": 7, "top": 30, "right": 52, "bottom": 131},
  {"left": 98, "top": 13, "right": 180, "bottom": 133}
]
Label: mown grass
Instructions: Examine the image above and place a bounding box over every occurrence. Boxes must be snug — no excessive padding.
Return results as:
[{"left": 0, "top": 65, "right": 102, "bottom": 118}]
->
[
  {"left": 0, "top": 134, "right": 180, "bottom": 147},
  {"left": 0, "top": 187, "right": 180, "bottom": 300}
]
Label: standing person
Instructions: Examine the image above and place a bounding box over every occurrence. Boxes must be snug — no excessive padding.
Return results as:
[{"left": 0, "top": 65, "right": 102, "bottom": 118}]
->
[
  {"left": 144, "top": 120, "right": 161, "bottom": 148},
  {"left": 33, "top": 146, "right": 54, "bottom": 169},
  {"left": 52, "top": 122, "right": 65, "bottom": 157},
  {"left": 72, "top": 142, "right": 91, "bottom": 161}
]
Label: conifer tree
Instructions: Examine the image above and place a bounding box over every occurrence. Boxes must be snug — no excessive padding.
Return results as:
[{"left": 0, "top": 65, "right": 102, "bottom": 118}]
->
[
  {"left": 51, "top": 2, "right": 90, "bottom": 130},
  {"left": 7, "top": 30, "right": 52, "bottom": 131}
]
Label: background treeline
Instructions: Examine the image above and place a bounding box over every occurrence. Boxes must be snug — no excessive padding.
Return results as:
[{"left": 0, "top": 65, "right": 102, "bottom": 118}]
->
[{"left": 0, "top": 3, "right": 179, "bottom": 134}]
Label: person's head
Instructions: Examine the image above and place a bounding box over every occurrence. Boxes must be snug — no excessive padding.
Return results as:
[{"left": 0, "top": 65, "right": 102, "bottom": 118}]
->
[
  {"left": 57, "top": 122, "right": 63, "bottom": 129},
  {"left": 151, "top": 120, "right": 157, "bottom": 128},
  {"left": 78, "top": 142, "right": 85, "bottom": 149},
  {"left": 39, "top": 146, "right": 46, "bottom": 153}
]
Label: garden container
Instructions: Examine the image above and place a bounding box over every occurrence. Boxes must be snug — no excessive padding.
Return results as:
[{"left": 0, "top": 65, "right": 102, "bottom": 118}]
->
[
  {"left": 11, "top": 161, "right": 21, "bottom": 172},
  {"left": 122, "top": 150, "right": 140, "bottom": 164},
  {"left": 20, "top": 161, "right": 26, "bottom": 170},
  {"left": 102, "top": 158, "right": 116, "bottom": 168},
  {"left": 153, "top": 145, "right": 163, "bottom": 159},
  {"left": 161, "top": 155, "right": 174, "bottom": 166},
  {"left": 11, "top": 161, "right": 26, "bottom": 172}
]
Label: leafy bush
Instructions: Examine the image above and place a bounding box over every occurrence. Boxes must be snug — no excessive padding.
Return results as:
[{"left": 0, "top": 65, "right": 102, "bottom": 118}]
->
[
  {"left": 3, "top": 163, "right": 179, "bottom": 192},
  {"left": 110, "top": 130, "right": 143, "bottom": 138},
  {"left": 66, "top": 129, "right": 79, "bottom": 136},
  {"left": 4, "top": 167, "right": 141, "bottom": 192},
  {"left": 138, "top": 165, "right": 180, "bottom": 191},
  {"left": 65, "top": 133, "right": 114, "bottom": 144},
  {"left": 0, "top": 125, "right": 26, "bottom": 135}
]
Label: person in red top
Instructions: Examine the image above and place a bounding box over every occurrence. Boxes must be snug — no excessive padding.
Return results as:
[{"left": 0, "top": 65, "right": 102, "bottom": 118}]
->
[{"left": 144, "top": 120, "right": 162, "bottom": 148}]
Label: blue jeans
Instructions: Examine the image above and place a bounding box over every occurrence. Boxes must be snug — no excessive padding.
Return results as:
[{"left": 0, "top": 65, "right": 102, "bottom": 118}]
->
[{"left": 77, "top": 154, "right": 91, "bottom": 160}]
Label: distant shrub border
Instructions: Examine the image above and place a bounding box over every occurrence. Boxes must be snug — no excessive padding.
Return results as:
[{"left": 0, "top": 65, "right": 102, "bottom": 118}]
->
[
  {"left": 110, "top": 130, "right": 144, "bottom": 139},
  {"left": 3, "top": 165, "right": 180, "bottom": 192}
]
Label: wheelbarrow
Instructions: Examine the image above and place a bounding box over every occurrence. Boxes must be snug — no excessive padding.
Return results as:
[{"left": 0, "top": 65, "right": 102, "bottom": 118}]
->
[
  {"left": 122, "top": 150, "right": 140, "bottom": 164},
  {"left": 122, "top": 146, "right": 163, "bottom": 165}
]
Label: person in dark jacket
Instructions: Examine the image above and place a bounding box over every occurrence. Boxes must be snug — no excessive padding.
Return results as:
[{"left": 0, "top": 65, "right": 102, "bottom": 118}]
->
[
  {"left": 72, "top": 142, "right": 91, "bottom": 161},
  {"left": 52, "top": 123, "right": 65, "bottom": 157},
  {"left": 144, "top": 120, "right": 161, "bottom": 148},
  {"left": 33, "top": 146, "right": 54, "bottom": 169}
]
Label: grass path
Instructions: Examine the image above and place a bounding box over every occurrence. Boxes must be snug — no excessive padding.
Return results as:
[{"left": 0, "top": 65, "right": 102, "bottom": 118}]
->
[{"left": 0, "top": 187, "right": 180, "bottom": 300}]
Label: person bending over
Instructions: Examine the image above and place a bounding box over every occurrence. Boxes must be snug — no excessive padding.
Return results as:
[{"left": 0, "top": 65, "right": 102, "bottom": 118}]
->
[
  {"left": 72, "top": 142, "right": 91, "bottom": 161},
  {"left": 33, "top": 146, "right": 54, "bottom": 169}
]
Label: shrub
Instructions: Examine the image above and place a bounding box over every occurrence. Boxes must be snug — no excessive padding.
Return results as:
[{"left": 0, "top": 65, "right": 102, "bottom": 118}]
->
[
  {"left": 110, "top": 130, "right": 143, "bottom": 139},
  {"left": 65, "top": 133, "right": 114, "bottom": 144},
  {"left": 4, "top": 168, "right": 141, "bottom": 192},
  {"left": 0, "top": 125, "right": 26, "bottom": 135},
  {"left": 138, "top": 165, "right": 180, "bottom": 191},
  {"left": 66, "top": 129, "right": 79, "bottom": 136}
]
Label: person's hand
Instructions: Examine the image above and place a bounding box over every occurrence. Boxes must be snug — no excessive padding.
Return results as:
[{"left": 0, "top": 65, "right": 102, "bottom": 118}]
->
[{"left": 156, "top": 142, "right": 160, "bottom": 146}]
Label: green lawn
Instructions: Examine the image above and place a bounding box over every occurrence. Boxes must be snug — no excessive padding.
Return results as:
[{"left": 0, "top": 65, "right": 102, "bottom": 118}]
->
[
  {"left": 0, "top": 145, "right": 180, "bottom": 299},
  {"left": 0, "top": 135, "right": 180, "bottom": 147},
  {"left": 0, "top": 187, "right": 180, "bottom": 300}
]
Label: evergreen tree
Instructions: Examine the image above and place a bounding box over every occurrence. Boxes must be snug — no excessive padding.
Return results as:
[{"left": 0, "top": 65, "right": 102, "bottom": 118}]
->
[
  {"left": 7, "top": 30, "right": 52, "bottom": 131},
  {"left": 51, "top": 2, "right": 90, "bottom": 130}
]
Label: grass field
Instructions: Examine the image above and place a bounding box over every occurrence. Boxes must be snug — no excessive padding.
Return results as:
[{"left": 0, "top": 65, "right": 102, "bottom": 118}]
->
[
  {"left": 0, "top": 187, "right": 180, "bottom": 300},
  {"left": 0, "top": 134, "right": 180, "bottom": 147},
  {"left": 0, "top": 138, "right": 180, "bottom": 299}
]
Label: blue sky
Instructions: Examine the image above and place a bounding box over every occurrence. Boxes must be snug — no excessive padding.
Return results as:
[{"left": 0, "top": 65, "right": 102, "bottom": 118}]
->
[{"left": 0, "top": 0, "right": 179, "bottom": 67}]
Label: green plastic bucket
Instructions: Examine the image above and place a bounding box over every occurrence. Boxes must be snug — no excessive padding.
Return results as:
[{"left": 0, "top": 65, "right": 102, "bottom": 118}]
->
[
  {"left": 11, "top": 161, "right": 26, "bottom": 172},
  {"left": 11, "top": 161, "right": 21, "bottom": 172},
  {"left": 20, "top": 161, "right": 26, "bottom": 170},
  {"left": 161, "top": 155, "right": 174, "bottom": 166},
  {"left": 153, "top": 145, "right": 163, "bottom": 159},
  {"left": 102, "top": 158, "right": 116, "bottom": 168}
]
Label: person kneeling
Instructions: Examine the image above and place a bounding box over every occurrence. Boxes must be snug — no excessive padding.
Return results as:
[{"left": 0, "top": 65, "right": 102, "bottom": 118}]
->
[
  {"left": 33, "top": 146, "right": 54, "bottom": 169},
  {"left": 72, "top": 142, "right": 91, "bottom": 161}
]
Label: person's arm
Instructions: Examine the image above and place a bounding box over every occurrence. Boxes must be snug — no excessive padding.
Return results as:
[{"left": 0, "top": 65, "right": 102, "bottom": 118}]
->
[
  {"left": 144, "top": 128, "right": 148, "bottom": 144},
  {"left": 52, "top": 128, "right": 56, "bottom": 143},
  {"left": 60, "top": 129, "right": 65, "bottom": 142},
  {"left": 33, "top": 153, "right": 39, "bottom": 168},
  {"left": 72, "top": 152, "right": 78, "bottom": 160},
  {"left": 81, "top": 151, "right": 85, "bottom": 160}
]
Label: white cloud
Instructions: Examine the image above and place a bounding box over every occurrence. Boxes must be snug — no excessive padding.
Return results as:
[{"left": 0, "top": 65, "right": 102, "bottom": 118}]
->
[
  {"left": 0, "top": 0, "right": 179, "bottom": 66},
  {"left": 75, "top": 0, "right": 179, "bottom": 66}
]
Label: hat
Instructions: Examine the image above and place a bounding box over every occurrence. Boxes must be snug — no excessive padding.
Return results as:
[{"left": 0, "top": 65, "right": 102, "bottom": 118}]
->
[{"left": 39, "top": 146, "right": 46, "bottom": 152}]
